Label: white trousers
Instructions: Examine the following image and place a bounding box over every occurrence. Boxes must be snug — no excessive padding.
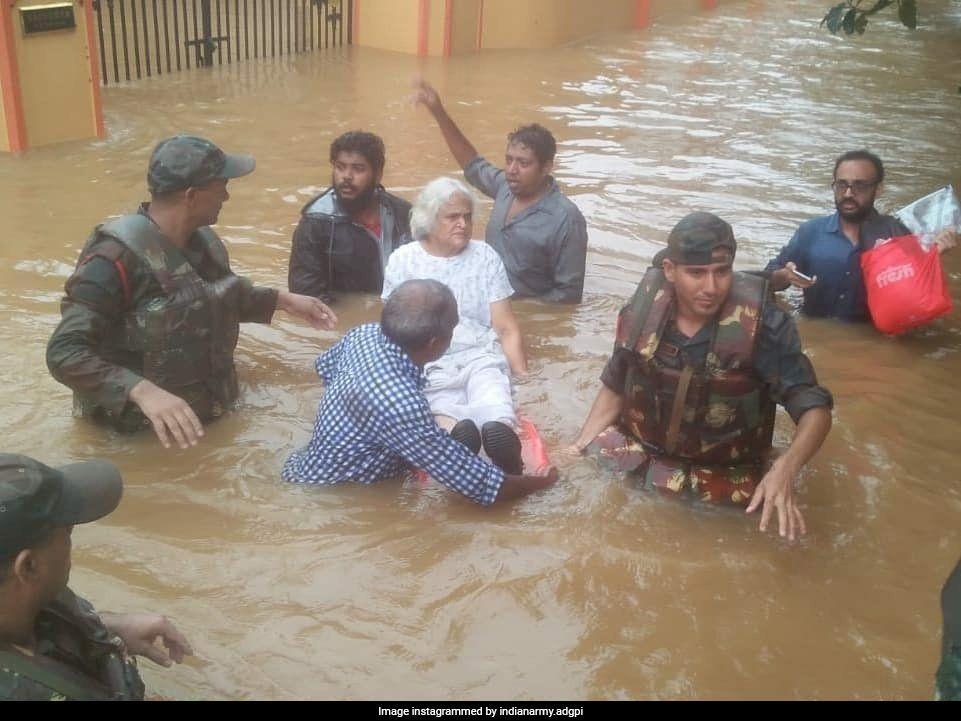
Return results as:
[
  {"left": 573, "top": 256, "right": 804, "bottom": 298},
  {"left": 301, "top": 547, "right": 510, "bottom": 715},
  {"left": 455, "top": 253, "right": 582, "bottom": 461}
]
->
[{"left": 424, "top": 351, "right": 516, "bottom": 429}]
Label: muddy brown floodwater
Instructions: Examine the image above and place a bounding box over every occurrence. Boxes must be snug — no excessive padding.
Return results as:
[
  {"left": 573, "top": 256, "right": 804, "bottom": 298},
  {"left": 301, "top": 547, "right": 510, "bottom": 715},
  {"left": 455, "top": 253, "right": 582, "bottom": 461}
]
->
[{"left": 1, "top": 0, "right": 959, "bottom": 700}]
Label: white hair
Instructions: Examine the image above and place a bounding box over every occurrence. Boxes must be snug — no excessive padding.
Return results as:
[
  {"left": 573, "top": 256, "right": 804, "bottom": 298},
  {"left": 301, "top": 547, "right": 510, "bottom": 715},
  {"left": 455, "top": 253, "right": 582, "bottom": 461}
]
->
[{"left": 409, "top": 177, "right": 475, "bottom": 242}]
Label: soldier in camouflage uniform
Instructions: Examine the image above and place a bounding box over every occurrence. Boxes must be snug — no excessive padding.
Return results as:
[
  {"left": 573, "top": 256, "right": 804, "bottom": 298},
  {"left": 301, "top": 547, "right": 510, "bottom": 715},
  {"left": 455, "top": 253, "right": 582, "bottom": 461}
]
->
[
  {"left": 0, "top": 454, "right": 191, "bottom": 700},
  {"left": 570, "top": 212, "right": 833, "bottom": 541},
  {"left": 47, "top": 135, "right": 339, "bottom": 449},
  {"left": 937, "top": 558, "right": 961, "bottom": 700}
]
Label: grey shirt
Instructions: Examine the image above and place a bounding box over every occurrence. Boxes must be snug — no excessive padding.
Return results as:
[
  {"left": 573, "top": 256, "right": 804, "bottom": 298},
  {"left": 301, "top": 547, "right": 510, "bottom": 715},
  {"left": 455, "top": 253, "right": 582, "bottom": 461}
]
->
[{"left": 464, "top": 155, "right": 588, "bottom": 304}]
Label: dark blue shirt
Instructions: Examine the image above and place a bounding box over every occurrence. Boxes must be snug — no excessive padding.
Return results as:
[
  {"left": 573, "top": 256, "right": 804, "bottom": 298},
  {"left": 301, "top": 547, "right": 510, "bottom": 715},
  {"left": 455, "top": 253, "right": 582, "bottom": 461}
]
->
[{"left": 765, "top": 210, "right": 908, "bottom": 321}]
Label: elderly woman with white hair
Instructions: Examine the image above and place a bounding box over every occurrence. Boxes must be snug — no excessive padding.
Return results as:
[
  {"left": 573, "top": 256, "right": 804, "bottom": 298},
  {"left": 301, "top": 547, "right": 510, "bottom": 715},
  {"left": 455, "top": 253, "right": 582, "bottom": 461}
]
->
[{"left": 381, "top": 177, "right": 527, "bottom": 473}]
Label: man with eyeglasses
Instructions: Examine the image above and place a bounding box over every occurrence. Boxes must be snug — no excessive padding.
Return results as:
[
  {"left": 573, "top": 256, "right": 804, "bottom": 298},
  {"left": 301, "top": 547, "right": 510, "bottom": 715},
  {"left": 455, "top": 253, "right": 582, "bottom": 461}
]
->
[
  {"left": 47, "top": 135, "right": 338, "bottom": 450},
  {"left": 765, "top": 149, "right": 957, "bottom": 321}
]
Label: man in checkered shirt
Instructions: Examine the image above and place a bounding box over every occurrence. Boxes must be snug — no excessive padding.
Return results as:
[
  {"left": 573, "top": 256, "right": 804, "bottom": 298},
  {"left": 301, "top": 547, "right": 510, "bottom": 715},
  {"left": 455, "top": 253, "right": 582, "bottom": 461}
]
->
[{"left": 282, "top": 279, "right": 557, "bottom": 505}]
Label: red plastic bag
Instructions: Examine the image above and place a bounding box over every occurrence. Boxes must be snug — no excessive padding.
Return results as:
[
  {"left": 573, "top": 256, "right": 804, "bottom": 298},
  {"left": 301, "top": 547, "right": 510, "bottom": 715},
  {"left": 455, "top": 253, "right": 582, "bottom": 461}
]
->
[{"left": 861, "top": 234, "right": 952, "bottom": 335}]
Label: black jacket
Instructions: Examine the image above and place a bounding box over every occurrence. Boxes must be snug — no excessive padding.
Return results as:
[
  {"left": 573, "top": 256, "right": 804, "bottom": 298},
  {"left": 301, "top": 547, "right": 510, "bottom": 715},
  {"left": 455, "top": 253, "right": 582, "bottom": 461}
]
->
[{"left": 287, "top": 186, "right": 412, "bottom": 301}]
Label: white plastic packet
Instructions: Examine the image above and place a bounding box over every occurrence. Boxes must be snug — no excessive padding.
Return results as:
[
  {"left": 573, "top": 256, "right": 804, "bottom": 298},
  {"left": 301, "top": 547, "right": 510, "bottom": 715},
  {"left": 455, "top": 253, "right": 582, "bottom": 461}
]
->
[{"left": 895, "top": 184, "right": 961, "bottom": 248}]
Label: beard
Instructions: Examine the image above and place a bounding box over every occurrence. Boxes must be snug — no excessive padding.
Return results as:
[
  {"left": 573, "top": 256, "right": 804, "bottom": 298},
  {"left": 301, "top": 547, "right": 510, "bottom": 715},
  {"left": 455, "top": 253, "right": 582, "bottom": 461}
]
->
[
  {"left": 335, "top": 179, "right": 378, "bottom": 216},
  {"left": 835, "top": 196, "right": 874, "bottom": 223}
]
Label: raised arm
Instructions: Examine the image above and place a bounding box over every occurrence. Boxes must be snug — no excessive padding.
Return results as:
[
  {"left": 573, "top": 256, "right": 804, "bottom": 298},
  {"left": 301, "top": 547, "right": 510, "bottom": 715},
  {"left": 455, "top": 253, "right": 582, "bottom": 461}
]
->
[{"left": 412, "top": 79, "right": 479, "bottom": 170}]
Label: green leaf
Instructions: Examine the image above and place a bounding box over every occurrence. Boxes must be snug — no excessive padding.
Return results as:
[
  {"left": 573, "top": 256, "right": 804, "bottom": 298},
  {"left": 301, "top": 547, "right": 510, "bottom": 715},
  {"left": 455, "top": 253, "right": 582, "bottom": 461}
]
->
[
  {"left": 822, "top": 3, "right": 848, "bottom": 32},
  {"left": 842, "top": 8, "right": 857, "bottom": 34},
  {"left": 855, "top": 13, "right": 869, "bottom": 34},
  {"left": 864, "top": 0, "right": 894, "bottom": 15},
  {"left": 898, "top": 0, "right": 918, "bottom": 29}
]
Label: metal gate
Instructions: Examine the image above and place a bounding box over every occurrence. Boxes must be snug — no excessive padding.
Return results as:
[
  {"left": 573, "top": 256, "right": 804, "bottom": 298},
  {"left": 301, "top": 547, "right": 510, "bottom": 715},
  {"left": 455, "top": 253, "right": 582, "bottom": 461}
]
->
[{"left": 92, "top": 0, "right": 351, "bottom": 85}]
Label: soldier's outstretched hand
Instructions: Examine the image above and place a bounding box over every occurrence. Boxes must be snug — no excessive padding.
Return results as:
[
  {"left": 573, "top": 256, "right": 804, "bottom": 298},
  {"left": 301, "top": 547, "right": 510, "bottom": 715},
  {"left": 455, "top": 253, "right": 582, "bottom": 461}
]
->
[
  {"left": 277, "top": 290, "right": 338, "bottom": 330},
  {"left": 129, "top": 380, "right": 205, "bottom": 449},
  {"left": 746, "top": 461, "right": 807, "bottom": 542},
  {"left": 101, "top": 613, "right": 194, "bottom": 667}
]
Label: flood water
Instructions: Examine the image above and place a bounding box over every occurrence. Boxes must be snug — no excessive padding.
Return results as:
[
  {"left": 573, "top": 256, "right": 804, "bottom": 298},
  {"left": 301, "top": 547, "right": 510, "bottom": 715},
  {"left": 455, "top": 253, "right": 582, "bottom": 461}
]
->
[{"left": 1, "top": 0, "right": 960, "bottom": 700}]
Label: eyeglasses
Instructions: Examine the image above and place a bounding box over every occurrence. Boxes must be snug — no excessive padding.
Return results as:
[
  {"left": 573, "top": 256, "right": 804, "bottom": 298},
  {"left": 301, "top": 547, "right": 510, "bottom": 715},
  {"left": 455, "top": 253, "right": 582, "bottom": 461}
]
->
[{"left": 832, "top": 180, "right": 878, "bottom": 195}]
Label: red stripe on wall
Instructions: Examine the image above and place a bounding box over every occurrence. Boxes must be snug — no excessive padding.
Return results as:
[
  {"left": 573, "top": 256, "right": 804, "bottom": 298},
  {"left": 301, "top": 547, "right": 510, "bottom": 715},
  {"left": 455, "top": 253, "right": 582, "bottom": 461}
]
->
[
  {"left": 635, "top": 0, "right": 651, "bottom": 28},
  {"left": 417, "top": 0, "right": 429, "bottom": 56},
  {"left": 0, "top": 0, "right": 28, "bottom": 151}
]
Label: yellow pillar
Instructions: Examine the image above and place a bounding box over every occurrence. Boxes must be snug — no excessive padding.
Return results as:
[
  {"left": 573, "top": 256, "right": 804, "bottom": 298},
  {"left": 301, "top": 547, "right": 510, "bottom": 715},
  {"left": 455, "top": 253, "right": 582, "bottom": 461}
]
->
[
  {"left": 353, "top": 0, "right": 480, "bottom": 57},
  {"left": 0, "top": 0, "right": 104, "bottom": 152}
]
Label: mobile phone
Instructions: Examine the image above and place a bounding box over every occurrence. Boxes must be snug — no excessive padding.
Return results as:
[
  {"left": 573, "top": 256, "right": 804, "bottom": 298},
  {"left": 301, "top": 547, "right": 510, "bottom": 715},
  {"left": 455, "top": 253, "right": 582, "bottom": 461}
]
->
[{"left": 790, "top": 268, "right": 814, "bottom": 282}]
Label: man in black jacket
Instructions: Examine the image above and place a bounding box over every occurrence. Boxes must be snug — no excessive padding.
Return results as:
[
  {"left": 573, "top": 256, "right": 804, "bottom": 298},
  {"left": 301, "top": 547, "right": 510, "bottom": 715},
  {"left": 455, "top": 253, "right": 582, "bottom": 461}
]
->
[{"left": 288, "top": 131, "right": 412, "bottom": 303}]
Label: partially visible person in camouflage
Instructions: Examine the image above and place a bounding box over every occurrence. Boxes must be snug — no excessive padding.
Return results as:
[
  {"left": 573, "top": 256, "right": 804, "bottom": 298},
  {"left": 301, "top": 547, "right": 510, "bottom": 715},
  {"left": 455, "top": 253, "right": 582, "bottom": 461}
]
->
[
  {"left": 937, "top": 558, "right": 961, "bottom": 701},
  {"left": 47, "top": 135, "right": 338, "bottom": 449},
  {"left": 0, "top": 454, "right": 191, "bottom": 700},
  {"left": 569, "top": 212, "right": 833, "bottom": 541}
]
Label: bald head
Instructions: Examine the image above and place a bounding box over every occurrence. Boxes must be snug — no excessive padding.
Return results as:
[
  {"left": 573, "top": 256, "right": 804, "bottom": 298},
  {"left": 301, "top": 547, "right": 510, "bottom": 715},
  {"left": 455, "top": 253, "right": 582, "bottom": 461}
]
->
[{"left": 382, "top": 279, "right": 458, "bottom": 355}]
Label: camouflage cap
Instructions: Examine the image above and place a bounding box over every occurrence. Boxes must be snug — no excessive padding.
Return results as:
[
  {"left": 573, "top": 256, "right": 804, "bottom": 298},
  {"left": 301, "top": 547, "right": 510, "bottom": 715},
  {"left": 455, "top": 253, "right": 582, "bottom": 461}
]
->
[
  {"left": 0, "top": 454, "right": 122, "bottom": 558},
  {"left": 147, "top": 134, "right": 255, "bottom": 194},
  {"left": 662, "top": 211, "right": 737, "bottom": 265}
]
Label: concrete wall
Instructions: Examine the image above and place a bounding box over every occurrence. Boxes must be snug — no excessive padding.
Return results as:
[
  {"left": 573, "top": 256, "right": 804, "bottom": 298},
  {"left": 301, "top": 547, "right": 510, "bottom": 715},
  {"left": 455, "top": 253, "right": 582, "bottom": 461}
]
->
[
  {"left": 356, "top": 0, "right": 420, "bottom": 55},
  {"left": 0, "top": 0, "right": 102, "bottom": 151},
  {"left": 352, "top": 0, "right": 727, "bottom": 56},
  {"left": 14, "top": 1, "right": 100, "bottom": 147},
  {"left": 480, "top": 0, "right": 635, "bottom": 50},
  {"left": 450, "top": 0, "right": 481, "bottom": 55}
]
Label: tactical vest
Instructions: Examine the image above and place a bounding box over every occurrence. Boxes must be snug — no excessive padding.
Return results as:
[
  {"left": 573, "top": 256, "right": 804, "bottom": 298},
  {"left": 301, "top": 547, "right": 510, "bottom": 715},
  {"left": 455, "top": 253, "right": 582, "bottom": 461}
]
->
[
  {"left": 73, "top": 214, "right": 244, "bottom": 428},
  {"left": 0, "top": 589, "right": 145, "bottom": 701},
  {"left": 612, "top": 268, "right": 776, "bottom": 502}
]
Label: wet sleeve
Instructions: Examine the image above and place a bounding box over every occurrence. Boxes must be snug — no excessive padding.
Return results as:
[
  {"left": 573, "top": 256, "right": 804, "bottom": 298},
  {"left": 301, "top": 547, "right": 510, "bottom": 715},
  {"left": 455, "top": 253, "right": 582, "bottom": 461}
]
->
[
  {"left": 937, "top": 559, "right": 961, "bottom": 700},
  {"left": 764, "top": 226, "right": 804, "bottom": 274},
  {"left": 46, "top": 255, "right": 144, "bottom": 415},
  {"left": 379, "top": 391, "right": 505, "bottom": 506},
  {"left": 600, "top": 347, "right": 632, "bottom": 394},
  {"left": 463, "top": 156, "right": 506, "bottom": 200},
  {"left": 314, "top": 336, "right": 346, "bottom": 384},
  {"left": 542, "top": 209, "right": 588, "bottom": 304},
  {"left": 487, "top": 247, "right": 515, "bottom": 303},
  {"left": 288, "top": 216, "right": 330, "bottom": 298},
  {"left": 754, "top": 306, "right": 833, "bottom": 423},
  {"left": 236, "top": 278, "right": 279, "bottom": 325},
  {"left": 381, "top": 251, "right": 402, "bottom": 302}
]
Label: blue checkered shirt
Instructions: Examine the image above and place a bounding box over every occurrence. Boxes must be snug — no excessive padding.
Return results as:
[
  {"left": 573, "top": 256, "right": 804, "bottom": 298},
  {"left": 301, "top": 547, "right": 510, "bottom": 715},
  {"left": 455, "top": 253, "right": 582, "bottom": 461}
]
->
[{"left": 282, "top": 323, "right": 505, "bottom": 505}]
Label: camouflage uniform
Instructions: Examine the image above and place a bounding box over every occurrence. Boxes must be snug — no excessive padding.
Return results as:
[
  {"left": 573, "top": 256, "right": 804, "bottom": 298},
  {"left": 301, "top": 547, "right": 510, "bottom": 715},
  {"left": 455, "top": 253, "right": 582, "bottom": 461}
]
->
[
  {"left": 937, "top": 559, "right": 961, "bottom": 701},
  {"left": 46, "top": 205, "right": 278, "bottom": 431},
  {"left": 592, "top": 213, "right": 832, "bottom": 504},
  {"left": 0, "top": 589, "right": 145, "bottom": 701}
]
